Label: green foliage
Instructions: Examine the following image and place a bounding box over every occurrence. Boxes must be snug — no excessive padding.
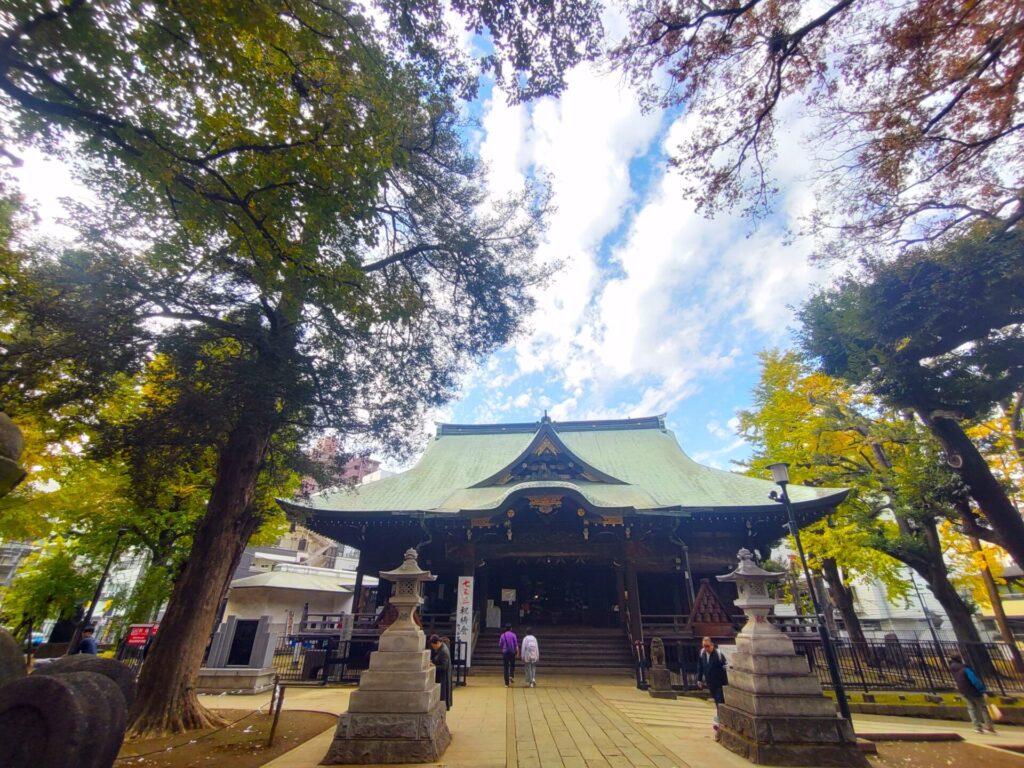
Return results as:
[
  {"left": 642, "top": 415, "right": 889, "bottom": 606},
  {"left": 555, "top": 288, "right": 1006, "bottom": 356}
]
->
[
  {"left": 0, "top": 1, "right": 554, "bottom": 459},
  {"left": 797, "top": 228, "right": 1024, "bottom": 570},
  {"left": 738, "top": 350, "right": 911, "bottom": 602},
  {"left": 0, "top": 539, "right": 98, "bottom": 626},
  {"left": 799, "top": 228, "right": 1024, "bottom": 418}
]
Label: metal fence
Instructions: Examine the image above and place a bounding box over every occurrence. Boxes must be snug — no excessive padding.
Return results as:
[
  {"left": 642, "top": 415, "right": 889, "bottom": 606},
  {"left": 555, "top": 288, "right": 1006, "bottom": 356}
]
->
[
  {"left": 116, "top": 629, "right": 469, "bottom": 687},
  {"left": 795, "top": 639, "right": 1024, "bottom": 696},
  {"left": 271, "top": 634, "right": 469, "bottom": 687},
  {"left": 660, "top": 637, "right": 1024, "bottom": 695}
]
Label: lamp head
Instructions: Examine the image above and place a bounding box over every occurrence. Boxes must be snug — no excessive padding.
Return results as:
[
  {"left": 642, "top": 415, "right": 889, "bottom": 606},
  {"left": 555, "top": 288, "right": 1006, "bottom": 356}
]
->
[{"left": 767, "top": 462, "right": 790, "bottom": 485}]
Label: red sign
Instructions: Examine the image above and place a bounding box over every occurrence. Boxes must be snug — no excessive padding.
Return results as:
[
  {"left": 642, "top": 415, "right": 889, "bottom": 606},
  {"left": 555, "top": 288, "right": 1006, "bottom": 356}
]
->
[{"left": 126, "top": 624, "right": 158, "bottom": 647}]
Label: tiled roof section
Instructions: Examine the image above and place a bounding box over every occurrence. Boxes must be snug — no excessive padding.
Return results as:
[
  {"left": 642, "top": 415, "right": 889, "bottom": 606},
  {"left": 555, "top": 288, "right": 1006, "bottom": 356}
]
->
[{"left": 279, "top": 415, "right": 847, "bottom": 517}]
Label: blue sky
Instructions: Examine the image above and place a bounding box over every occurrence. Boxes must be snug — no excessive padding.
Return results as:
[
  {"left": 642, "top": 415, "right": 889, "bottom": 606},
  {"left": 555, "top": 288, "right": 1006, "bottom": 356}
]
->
[
  {"left": 10, "top": 24, "right": 834, "bottom": 473},
  {"left": 429, "top": 49, "right": 834, "bottom": 470}
]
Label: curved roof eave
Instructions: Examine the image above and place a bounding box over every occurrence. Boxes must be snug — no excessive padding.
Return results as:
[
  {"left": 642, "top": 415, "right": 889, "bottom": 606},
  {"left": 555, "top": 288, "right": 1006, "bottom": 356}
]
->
[{"left": 280, "top": 485, "right": 849, "bottom": 521}]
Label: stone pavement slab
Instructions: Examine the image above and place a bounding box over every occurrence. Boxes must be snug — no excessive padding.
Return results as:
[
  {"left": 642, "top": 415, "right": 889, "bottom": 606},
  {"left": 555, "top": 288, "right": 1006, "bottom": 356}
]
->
[{"left": 201, "top": 678, "right": 1024, "bottom": 767}]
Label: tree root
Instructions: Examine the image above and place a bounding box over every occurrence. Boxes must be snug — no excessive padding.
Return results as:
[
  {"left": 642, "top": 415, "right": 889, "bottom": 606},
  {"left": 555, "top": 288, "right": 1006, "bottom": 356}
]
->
[{"left": 128, "top": 691, "right": 228, "bottom": 739}]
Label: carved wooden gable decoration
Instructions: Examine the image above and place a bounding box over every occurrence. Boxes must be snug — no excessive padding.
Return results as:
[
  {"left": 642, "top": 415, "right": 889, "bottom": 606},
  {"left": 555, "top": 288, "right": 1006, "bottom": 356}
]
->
[
  {"left": 471, "top": 423, "right": 626, "bottom": 487},
  {"left": 686, "top": 578, "right": 738, "bottom": 639}
]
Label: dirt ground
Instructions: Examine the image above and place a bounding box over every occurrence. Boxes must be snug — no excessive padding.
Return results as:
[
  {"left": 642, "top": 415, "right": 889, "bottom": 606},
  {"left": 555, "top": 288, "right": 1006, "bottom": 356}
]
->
[
  {"left": 869, "top": 740, "right": 1024, "bottom": 768},
  {"left": 115, "top": 709, "right": 336, "bottom": 768}
]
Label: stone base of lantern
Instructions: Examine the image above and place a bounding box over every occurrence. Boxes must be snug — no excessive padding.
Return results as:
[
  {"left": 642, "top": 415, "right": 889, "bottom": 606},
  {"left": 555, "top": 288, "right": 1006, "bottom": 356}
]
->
[
  {"left": 716, "top": 626, "right": 867, "bottom": 767},
  {"left": 324, "top": 701, "right": 451, "bottom": 764},
  {"left": 717, "top": 706, "right": 861, "bottom": 766}
]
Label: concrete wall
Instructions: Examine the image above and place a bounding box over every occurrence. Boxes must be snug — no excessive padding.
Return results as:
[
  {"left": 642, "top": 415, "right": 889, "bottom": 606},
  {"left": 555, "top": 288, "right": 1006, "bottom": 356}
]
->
[{"left": 223, "top": 587, "right": 353, "bottom": 636}]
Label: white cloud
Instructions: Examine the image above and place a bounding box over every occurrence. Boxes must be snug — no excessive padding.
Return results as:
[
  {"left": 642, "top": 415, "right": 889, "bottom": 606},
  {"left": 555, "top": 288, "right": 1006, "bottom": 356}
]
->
[{"left": 466, "top": 80, "right": 835, "bottom": 434}]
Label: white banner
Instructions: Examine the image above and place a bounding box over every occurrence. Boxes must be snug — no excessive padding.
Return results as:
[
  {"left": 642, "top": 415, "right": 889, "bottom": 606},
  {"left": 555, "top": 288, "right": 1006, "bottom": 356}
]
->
[{"left": 456, "top": 575, "right": 474, "bottom": 668}]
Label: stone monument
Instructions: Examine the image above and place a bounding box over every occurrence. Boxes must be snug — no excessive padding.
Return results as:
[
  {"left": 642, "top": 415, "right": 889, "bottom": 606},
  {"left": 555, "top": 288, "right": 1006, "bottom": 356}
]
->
[
  {"left": 324, "top": 548, "right": 451, "bottom": 764},
  {"left": 647, "top": 637, "right": 676, "bottom": 699},
  {"left": 715, "top": 549, "right": 866, "bottom": 766},
  {"left": 197, "top": 614, "right": 277, "bottom": 693}
]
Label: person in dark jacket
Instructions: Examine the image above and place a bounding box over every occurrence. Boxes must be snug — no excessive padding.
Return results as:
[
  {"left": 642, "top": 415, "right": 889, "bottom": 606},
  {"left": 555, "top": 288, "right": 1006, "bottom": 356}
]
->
[
  {"left": 949, "top": 655, "right": 996, "bottom": 733},
  {"left": 429, "top": 634, "right": 453, "bottom": 710},
  {"left": 696, "top": 636, "right": 728, "bottom": 723},
  {"left": 72, "top": 625, "right": 98, "bottom": 655}
]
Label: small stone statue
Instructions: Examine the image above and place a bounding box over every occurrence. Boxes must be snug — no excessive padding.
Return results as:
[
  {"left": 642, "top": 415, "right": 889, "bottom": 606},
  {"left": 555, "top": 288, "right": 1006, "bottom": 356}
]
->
[
  {"left": 647, "top": 637, "right": 675, "bottom": 699},
  {"left": 651, "top": 637, "right": 667, "bottom": 668}
]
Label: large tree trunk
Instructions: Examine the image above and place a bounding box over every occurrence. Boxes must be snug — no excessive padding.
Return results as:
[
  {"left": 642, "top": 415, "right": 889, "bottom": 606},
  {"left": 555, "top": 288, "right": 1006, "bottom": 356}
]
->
[
  {"left": 915, "top": 561, "right": 997, "bottom": 679},
  {"left": 903, "top": 521, "right": 997, "bottom": 679},
  {"left": 820, "top": 557, "right": 868, "bottom": 647},
  {"left": 128, "top": 413, "right": 274, "bottom": 736},
  {"left": 922, "top": 413, "right": 1024, "bottom": 569}
]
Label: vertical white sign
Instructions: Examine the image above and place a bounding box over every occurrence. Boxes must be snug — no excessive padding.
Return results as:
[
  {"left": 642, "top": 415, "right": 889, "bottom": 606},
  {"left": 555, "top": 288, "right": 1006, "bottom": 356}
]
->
[{"left": 456, "top": 575, "right": 474, "bottom": 668}]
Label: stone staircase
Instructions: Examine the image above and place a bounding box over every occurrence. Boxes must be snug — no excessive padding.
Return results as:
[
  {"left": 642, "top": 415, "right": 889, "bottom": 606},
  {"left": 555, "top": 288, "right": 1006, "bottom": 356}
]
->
[{"left": 470, "top": 626, "right": 635, "bottom": 677}]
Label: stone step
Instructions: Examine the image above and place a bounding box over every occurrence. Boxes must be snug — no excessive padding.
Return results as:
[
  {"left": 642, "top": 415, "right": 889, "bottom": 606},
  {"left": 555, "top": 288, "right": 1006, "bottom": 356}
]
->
[{"left": 469, "top": 665, "right": 636, "bottom": 677}]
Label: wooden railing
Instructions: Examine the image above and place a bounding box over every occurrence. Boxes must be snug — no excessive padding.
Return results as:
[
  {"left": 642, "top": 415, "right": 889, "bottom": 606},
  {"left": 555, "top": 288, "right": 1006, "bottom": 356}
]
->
[
  {"left": 639, "top": 612, "right": 821, "bottom": 638},
  {"left": 299, "top": 610, "right": 456, "bottom": 637},
  {"left": 640, "top": 614, "right": 691, "bottom": 636}
]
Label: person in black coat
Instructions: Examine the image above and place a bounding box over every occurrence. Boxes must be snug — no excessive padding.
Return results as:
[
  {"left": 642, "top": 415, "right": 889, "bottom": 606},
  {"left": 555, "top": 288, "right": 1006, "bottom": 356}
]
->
[
  {"left": 696, "top": 636, "right": 728, "bottom": 720},
  {"left": 429, "top": 634, "right": 453, "bottom": 711}
]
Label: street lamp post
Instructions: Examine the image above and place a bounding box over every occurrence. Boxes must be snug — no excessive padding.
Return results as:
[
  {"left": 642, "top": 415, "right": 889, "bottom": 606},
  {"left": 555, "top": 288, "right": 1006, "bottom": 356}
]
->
[
  {"left": 766, "top": 462, "right": 853, "bottom": 722},
  {"left": 68, "top": 527, "right": 128, "bottom": 653}
]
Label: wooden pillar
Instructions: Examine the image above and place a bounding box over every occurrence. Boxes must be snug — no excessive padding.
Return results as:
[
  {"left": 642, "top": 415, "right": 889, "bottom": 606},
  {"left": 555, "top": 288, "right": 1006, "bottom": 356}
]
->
[
  {"left": 614, "top": 562, "right": 627, "bottom": 628},
  {"left": 672, "top": 577, "right": 683, "bottom": 615},
  {"left": 682, "top": 543, "right": 696, "bottom": 609},
  {"left": 624, "top": 559, "right": 643, "bottom": 643},
  {"left": 352, "top": 548, "right": 365, "bottom": 614}
]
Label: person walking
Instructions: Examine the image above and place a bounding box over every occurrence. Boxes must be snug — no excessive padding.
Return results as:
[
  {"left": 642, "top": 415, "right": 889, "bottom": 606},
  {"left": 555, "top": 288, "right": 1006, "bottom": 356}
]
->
[
  {"left": 499, "top": 623, "right": 518, "bottom": 687},
  {"left": 429, "top": 634, "right": 453, "bottom": 710},
  {"left": 521, "top": 628, "right": 540, "bottom": 688},
  {"left": 72, "top": 625, "right": 98, "bottom": 655},
  {"left": 949, "top": 654, "right": 997, "bottom": 733},
  {"left": 696, "top": 636, "right": 728, "bottom": 725}
]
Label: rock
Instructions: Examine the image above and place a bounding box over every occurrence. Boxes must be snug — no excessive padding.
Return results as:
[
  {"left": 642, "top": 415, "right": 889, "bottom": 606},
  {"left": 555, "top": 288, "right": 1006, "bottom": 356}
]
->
[
  {"left": 33, "top": 655, "right": 137, "bottom": 710},
  {"left": 0, "top": 413, "right": 24, "bottom": 462},
  {"left": 0, "top": 675, "right": 90, "bottom": 768},
  {"left": 0, "top": 628, "right": 25, "bottom": 687},
  {"left": 58, "top": 671, "right": 128, "bottom": 768},
  {"left": 0, "top": 412, "right": 25, "bottom": 496}
]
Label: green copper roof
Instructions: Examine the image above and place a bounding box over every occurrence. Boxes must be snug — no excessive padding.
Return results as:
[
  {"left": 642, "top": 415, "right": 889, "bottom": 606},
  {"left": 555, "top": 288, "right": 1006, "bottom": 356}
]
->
[{"left": 280, "top": 416, "right": 847, "bottom": 517}]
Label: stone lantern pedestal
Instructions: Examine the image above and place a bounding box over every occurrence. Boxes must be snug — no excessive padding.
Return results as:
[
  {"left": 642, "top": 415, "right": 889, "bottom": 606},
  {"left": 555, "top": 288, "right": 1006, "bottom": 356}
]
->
[
  {"left": 323, "top": 549, "right": 451, "bottom": 764},
  {"left": 715, "top": 549, "right": 865, "bottom": 766}
]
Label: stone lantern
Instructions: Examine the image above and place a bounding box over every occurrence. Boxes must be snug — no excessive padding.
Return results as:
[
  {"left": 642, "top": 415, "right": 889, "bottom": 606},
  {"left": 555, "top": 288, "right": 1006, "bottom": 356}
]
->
[
  {"left": 714, "top": 549, "right": 865, "bottom": 766},
  {"left": 717, "top": 548, "right": 785, "bottom": 645},
  {"left": 324, "top": 548, "right": 451, "bottom": 764}
]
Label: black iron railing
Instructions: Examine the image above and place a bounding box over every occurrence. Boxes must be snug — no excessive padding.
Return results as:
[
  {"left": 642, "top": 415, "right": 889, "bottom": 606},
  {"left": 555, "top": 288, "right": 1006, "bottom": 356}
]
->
[
  {"left": 657, "top": 636, "right": 1024, "bottom": 695},
  {"left": 795, "top": 639, "right": 1024, "bottom": 696},
  {"left": 270, "top": 633, "right": 469, "bottom": 686}
]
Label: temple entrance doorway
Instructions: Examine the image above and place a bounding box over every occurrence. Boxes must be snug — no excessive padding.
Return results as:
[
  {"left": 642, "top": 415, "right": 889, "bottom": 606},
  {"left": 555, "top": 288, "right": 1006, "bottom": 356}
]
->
[{"left": 486, "top": 560, "right": 619, "bottom": 629}]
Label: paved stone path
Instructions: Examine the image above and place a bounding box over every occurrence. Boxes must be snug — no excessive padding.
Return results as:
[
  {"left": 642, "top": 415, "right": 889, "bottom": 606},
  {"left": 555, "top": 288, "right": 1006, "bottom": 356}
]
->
[
  {"left": 509, "top": 685, "right": 686, "bottom": 768},
  {"left": 198, "top": 675, "right": 1024, "bottom": 768}
]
